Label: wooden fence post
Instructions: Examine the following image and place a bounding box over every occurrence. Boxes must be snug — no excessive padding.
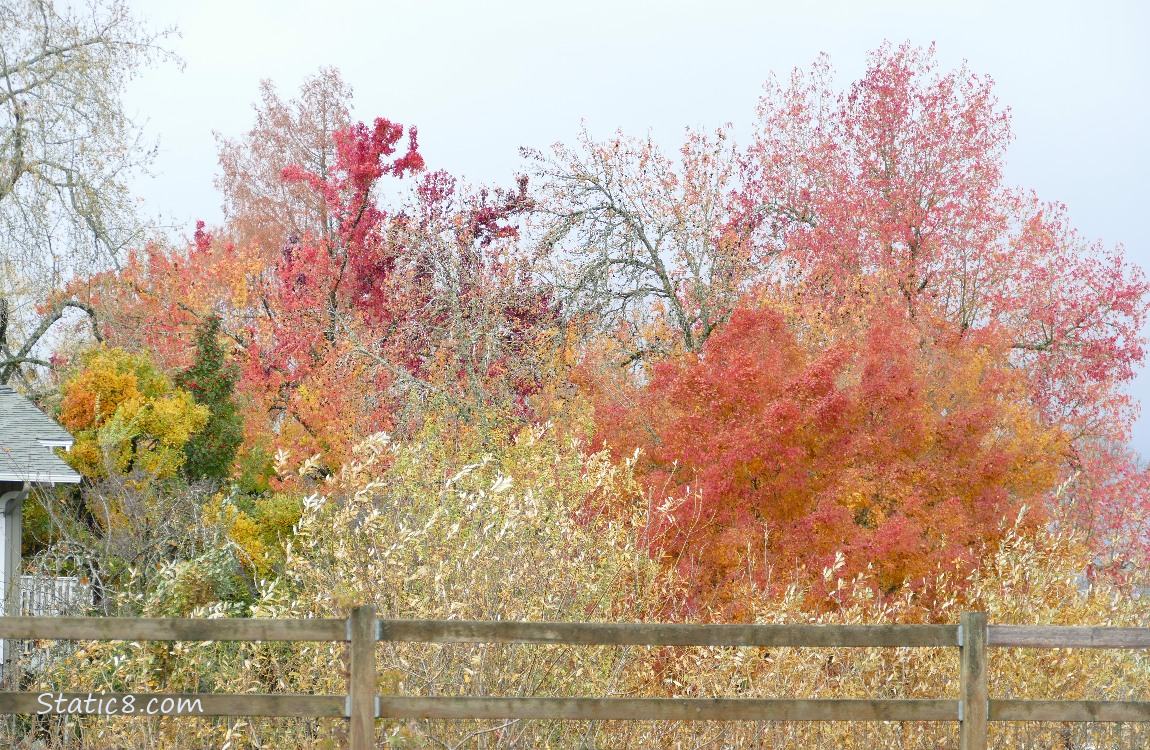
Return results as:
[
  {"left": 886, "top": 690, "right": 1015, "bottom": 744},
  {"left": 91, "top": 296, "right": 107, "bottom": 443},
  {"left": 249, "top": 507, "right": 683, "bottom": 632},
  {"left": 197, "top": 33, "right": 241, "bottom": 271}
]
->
[
  {"left": 349, "top": 605, "right": 377, "bottom": 750},
  {"left": 960, "top": 611, "right": 988, "bottom": 750}
]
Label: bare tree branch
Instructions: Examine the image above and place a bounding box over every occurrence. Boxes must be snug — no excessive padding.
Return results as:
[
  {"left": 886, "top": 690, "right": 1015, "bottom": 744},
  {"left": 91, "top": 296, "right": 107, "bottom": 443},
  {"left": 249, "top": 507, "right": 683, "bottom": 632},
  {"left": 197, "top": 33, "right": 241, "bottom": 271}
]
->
[{"left": 0, "top": 0, "right": 178, "bottom": 383}]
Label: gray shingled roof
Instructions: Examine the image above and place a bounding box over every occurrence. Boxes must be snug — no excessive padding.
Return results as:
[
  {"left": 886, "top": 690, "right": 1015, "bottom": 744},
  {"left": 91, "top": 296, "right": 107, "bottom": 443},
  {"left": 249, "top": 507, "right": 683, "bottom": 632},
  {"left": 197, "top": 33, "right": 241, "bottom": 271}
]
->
[{"left": 0, "top": 386, "right": 82, "bottom": 484}]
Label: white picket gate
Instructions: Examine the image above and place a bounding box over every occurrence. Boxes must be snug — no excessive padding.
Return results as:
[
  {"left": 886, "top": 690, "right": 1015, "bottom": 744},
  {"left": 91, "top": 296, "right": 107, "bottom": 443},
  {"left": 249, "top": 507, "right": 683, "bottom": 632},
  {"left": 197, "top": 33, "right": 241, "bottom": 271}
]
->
[
  {"left": 1, "top": 576, "right": 93, "bottom": 675},
  {"left": 18, "top": 574, "right": 92, "bottom": 616}
]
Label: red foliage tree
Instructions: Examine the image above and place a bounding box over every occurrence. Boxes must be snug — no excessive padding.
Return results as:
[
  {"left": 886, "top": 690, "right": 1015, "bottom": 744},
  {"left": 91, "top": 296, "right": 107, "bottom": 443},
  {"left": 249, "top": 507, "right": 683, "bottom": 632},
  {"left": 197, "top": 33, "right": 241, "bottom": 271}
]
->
[
  {"left": 73, "top": 70, "right": 554, "bottom": 469},
  {"left": 739, "top": 42, "right": 1147, "bottom": 439},
  {"left": 587, "top": 304, "right": 1066, "bottom": 615},
  {"left": 725, "top": 42, "right": 1149, "bottom": 573}
]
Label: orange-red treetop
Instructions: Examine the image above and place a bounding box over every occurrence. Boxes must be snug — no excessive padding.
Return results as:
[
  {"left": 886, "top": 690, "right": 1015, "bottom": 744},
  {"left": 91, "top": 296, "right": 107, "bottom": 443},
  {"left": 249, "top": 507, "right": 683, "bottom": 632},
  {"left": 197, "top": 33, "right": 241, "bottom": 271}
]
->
[
  {"left": 738, "top": 43, "right": 1147, "bottom": 442},
  {"left": 584, "top": 304, "right": 1066, "bottom": 616},
  {"left": 74, "top": 70, "right": 550, "bottom": 471}
]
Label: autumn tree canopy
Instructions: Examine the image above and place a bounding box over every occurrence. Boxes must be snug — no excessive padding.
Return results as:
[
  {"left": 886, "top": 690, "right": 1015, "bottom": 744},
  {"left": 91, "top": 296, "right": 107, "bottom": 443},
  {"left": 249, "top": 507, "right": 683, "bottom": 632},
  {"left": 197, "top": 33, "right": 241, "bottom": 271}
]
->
[
  {"left": 214, "top": 67, "right": 353, "bottom": 256},
  {"left": 560, "top": 43, "right": 1148, "bottom": 594},
  {"left": 47, "top": 46, "right": 1149, "bottom": 602},
  {"left": 738, "top": 44, "right": 1146, "bottom": 436},
  {"left": 6, "top": 26, "right": 1150, "bottom": 747},
  {"left": 528, "top": 126, "right": 753, "bottom": 362},
  {"left": 585, "top": 303, "right": 1066, "bottom": 613},
  {"left": 75, "top": 70, "right": 555, "bottom": 469}
]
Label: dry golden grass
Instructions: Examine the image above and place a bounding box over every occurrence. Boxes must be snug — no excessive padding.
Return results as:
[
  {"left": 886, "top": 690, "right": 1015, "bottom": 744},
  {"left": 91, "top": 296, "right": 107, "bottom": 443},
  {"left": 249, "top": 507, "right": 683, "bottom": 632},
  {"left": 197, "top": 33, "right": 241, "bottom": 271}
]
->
[{"left": 9, "top": 422, "right": 1149, "bottom": 748}]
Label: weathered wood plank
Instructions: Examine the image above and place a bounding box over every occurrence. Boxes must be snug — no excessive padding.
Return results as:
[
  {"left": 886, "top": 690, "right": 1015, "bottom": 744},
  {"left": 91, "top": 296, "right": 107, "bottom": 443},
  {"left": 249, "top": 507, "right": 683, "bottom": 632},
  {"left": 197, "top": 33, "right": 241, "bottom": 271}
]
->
[
  {"left": 379, "top": 621, "right": 959, "bottom": 648},
  {"left": 378, "top": 697, "right": 958, "bottom": 721},
  {"left": 0, "top": 616, "right": 346, "bottom": 642},
  {"left": 988, "top": 626, "right": 1150, "bottom": 649},
  {"left": 991, "top": 700, "right": 1150, "bottom": 722},
  {"left": 960, "top": 611, "right": 988, "bottom": 750},
  {"left": 0, "top": 692, "right": 345, "bottom": 717},
  {"left": 349, "top": 605, "right": 377, "bottom": 750}
]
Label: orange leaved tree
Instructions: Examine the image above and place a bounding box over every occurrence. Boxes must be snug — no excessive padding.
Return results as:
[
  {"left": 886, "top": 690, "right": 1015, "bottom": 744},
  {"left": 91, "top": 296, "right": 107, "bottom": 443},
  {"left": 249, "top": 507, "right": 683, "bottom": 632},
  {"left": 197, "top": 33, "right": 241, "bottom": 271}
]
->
[
  {"left": 72, "top": 70, "right": 555, "bottom": 470},
  {"left": 586, "top": 303, "right": 1066, "bottom": 615}
]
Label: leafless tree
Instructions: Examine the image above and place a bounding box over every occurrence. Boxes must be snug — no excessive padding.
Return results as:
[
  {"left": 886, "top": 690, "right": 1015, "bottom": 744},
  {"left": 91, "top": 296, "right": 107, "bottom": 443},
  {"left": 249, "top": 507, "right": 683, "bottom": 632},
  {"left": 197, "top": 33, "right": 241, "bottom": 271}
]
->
[
  {"left": 0, "top": 0, "right": 177, "bottom": 383},
  {"left": 525, "top": 126, "right": 757, "bottom": 364}
]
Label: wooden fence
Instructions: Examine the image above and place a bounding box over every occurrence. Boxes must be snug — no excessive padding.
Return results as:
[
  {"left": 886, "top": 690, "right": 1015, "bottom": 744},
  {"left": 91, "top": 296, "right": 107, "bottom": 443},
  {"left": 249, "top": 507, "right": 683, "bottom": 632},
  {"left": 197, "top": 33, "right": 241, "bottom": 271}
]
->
[{"left": 0, "top": 607, "right": 1148, "bottom": 749}]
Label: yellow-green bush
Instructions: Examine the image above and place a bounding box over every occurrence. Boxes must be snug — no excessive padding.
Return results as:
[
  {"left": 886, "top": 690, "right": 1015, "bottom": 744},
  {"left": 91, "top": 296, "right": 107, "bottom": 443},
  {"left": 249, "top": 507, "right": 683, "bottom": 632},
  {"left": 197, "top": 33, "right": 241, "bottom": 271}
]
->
[
  {"left": 56, "top": 346, "right": 208, "bottom": 481},
  {"left": 201, "top": 492, "right": 303, "bottom": 578}
]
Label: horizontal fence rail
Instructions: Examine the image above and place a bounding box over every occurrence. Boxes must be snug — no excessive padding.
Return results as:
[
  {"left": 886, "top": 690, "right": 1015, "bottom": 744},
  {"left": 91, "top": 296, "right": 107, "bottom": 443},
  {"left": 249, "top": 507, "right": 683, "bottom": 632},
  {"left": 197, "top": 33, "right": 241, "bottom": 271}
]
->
[
  {"left": 990, "top": 700, "right": 1150, "bottom": 722},
  {"left": 0, "top": 609, "right": 1146, "bottom": 750},
  {"left": 377, "top": 697, "right": 960, "bottom": 722},
  {"left": 0, "top": 615, "right": 346, "bottom": 642},
  {"left": 379, "top": 619, "right": 960, "bottom": 647},
  {"left": 988, "top": 625, "right": 1150, "bottom": 649}
]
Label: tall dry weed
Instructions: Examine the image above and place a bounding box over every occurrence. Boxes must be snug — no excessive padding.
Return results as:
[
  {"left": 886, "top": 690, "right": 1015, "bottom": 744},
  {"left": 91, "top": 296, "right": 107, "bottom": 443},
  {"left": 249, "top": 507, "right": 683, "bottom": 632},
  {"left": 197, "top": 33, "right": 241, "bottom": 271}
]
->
[{"left": 9, "top": 424, "right": 1149, "bottom": 748}]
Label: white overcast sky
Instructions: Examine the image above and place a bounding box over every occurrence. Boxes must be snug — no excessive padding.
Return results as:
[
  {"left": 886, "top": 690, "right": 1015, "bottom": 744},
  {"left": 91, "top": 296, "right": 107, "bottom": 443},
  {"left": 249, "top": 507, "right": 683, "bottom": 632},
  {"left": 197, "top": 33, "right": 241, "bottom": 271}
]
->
[{"left": 120, "top": 0, "right": 1150, "bottom": 454}]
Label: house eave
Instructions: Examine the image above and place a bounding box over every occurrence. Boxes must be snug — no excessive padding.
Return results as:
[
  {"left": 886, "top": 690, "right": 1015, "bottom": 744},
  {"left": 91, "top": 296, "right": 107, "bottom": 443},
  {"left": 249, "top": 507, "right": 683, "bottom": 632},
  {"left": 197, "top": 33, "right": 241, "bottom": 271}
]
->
[
  {"left": 36, "top": 439, "right": 74, "bottom": 450},
  {"left": 0, "top": 470, "right": 81, "bottom": 485}
]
